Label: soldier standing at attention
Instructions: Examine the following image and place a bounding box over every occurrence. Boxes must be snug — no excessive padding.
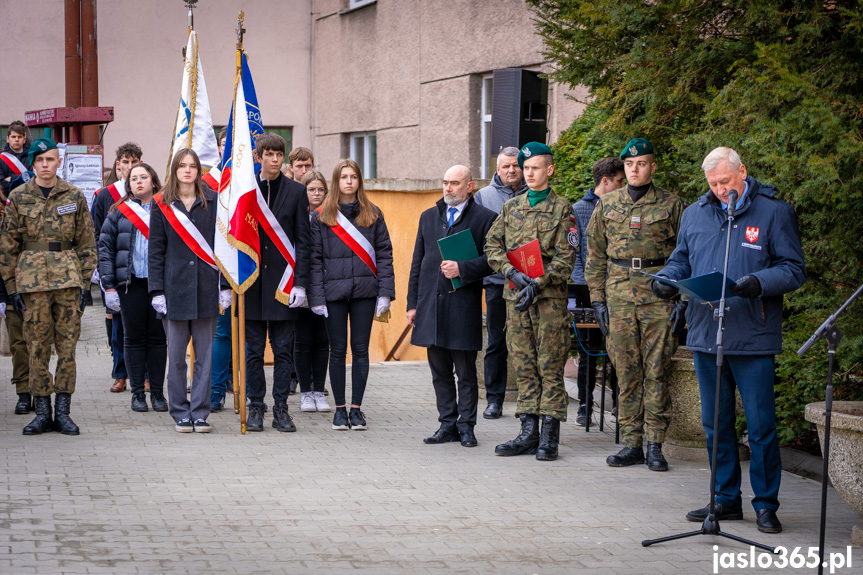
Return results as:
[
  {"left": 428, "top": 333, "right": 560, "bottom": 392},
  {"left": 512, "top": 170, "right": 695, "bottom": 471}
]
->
[
  {"left": 485, "top": 142, "right": 578, "bottom": 461},
  {"left": 0, "top": 138, "right": 97, "bottom": 436},
  {"left": 585, "top": 138, "right": 686, "bottom": 471}
]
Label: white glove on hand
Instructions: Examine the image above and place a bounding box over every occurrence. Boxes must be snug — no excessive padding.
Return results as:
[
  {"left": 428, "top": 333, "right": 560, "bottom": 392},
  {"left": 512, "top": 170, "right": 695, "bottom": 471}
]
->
[
  {"left": 288, "top": 286, "right": 306, "bottom": 309},
  {"left": 151, "top": 294, "right": 167, "bottom": 315},
  {"left": 311, "top": 305, "right": 328, "bottom": 318},
  {"left": 376, "top": 296, "right": 391, "bottom": 317},
  {"left": 91, "top": 269, "right": 100, "bottom": 285},
  {"left": 105, "top": 290, "right": 121, "bottom": 312},
  {"left": 0, "top": 302, "right": 6, "bottom": 319},
  {"left": 219, "top": 289, "right": 232, "bottom": 312}
]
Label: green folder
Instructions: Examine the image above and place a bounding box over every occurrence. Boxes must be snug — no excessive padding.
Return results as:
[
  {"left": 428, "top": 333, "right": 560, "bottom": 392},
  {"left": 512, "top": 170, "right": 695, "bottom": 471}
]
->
[{"left": 438, "top": 229, "right": 479, "bottom": 290}]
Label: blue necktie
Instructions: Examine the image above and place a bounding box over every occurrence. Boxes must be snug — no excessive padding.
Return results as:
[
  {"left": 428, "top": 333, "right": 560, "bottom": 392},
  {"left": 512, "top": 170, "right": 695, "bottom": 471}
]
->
[{"left": 447, "top": 207, "right": 457, "bottom": 228}]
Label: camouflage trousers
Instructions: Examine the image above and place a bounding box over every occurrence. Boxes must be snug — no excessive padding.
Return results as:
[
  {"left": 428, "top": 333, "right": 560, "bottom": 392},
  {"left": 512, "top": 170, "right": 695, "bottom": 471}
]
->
[
  {"left": 505, "top": 297, "right": 570, "bottom": 422},
  {"left": 607, "top": 298, "right": 677, "bottom": 447},
  {"left": 22, "top": 287, "right": 82, "bottom": 397},
  {"left": 5, "top": 312, "right": 30, "bottom": 393}
]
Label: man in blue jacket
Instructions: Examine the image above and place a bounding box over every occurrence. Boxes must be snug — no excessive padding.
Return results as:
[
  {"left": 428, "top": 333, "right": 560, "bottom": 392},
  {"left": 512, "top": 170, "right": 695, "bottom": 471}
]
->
[{"left": 653, "top": 147, "right": 806, "bottom": 534}]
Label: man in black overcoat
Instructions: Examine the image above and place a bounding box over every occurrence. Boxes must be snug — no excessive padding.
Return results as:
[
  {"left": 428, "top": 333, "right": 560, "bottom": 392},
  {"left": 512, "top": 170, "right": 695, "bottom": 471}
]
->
[
  {"left": 406, "top": 165, "right": 497, "bottom": 447},
  {"left": 245, "top": 133, "right": 311, "bottom": 433}
]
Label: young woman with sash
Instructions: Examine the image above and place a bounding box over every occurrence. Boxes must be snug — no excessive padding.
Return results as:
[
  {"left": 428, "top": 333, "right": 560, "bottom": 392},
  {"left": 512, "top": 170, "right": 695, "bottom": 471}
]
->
[
  {"left": 98, "top": 163, "right": 168, "bottom": 414},
  {"left": 309, "top": 159, "right": 395, "bottom": 430},
  {"left": 148, "top": 149, "right": 230, "bottom": 433}
]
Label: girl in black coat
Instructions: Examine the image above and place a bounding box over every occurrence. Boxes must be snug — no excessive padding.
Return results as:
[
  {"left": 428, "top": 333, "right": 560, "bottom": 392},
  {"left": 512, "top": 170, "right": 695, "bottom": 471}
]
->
[
  {"left": 98, "top": 163, "right": 168, "bottom": 414},
  {"left": 309, "top": 159, "right": 395, "bottom": 430}
]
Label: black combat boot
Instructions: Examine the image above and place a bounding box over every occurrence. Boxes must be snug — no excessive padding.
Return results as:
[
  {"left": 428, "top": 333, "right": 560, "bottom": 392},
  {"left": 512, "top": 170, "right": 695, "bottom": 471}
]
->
[
  {"left": 23, "top": 396, "right": 54, "bottom": 435},
  {"left": 606, "top": 445, "right": 645, "bottom": 467},
  {"left": 247, "top": 403, "right": 265, "bottom": 432},
  {"left": 54, "top": 393, "right": 80, "bottom": 435},
  {"left": 646, "top": 441, "right": 669, "bottom": 471},
  {"left": 494, "top": 414, "right": 540, "bottom": 456},
  {"left": 15, "top": 392, "right": 33, "bottom": 414},
  {"left": 272, "top": 403, "right": 297, "bottom": 432},
  {"left": 536, "top": 415, "right": 561, "bottom": 461}
]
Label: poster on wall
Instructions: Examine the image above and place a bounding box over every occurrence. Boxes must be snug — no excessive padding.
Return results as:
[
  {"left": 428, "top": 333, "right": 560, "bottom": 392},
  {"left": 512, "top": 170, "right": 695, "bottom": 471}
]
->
[{"left": 64, "top": 154, "right": 104, "bottom": 209}]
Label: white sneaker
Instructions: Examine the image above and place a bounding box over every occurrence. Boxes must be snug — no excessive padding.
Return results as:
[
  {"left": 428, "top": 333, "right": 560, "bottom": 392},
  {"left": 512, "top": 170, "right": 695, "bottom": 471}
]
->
[
  {"left": 300, "top": 392, "right": 316, "bottom": 412},
  {"left": 314, "top": 392, "right": 331, "bottom": 412}
]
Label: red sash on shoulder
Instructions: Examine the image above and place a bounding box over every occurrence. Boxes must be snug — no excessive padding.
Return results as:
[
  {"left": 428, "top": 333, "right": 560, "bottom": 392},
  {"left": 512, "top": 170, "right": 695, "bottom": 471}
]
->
[
  {"left": 154, "top": 192, "right": 218, "bottom": 270},
  {"left": 0, "top": 152, "right": 26, "bottom": 175},
  {"left": 256, "top": 189, "right": 297, "bottom": 302},
  {"left": 96, "top": 179, "right": 125, "bottom": 202},
  {"left": 202, "top": 168, "right": 221, "bottom": 191},
  {"left": 117, "top": 200, "right": 151, "bottom": 239},
  {"left": 316, "top": 206, "right": 377, "bottom": 277}
]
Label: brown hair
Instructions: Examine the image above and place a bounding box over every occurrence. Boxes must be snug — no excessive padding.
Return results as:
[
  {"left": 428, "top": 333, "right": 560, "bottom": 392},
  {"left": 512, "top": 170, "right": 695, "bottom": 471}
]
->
[
  {"left": 7, "top": 121, "right": 26, "bottom": 137},
  {"left": 319, "top": 159, "right": 379, "bottom": 228},
  {"left": 161, "top": 149, "right": 207, "bottom": 209},
  {"left": 288, "top": 147, "right": 314, "bottom": 165},
  {"left": 104, "top": 142, "right": 143, "bottom": 186},
  {"left": 301, "top": 170, "right": 328, "bottom": 200},
  {"left": 255, "top": 132, "right": 286, "bottom": 155},
  {"left": 109, "top": 163, "right": 162, "bottom": 212},
  {"left": 592, "top": 157, "right": 624, "bottom": 187}
]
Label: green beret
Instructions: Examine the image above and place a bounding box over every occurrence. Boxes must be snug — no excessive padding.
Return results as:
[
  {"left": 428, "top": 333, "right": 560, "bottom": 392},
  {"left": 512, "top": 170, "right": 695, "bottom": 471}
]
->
[
  {"left": 28, "top": 137, "right": 58, "bottom": 165},
  {"left": 619, "top": 138, "right": 654, "bottom": 160},
  {"left": 517, "top": 141, "right": 553, "bottom": 169}
]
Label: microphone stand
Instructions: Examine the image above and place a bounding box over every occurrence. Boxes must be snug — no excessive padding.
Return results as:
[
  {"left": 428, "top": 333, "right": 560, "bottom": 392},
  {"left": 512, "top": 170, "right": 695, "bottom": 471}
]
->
[
  {"left": 642, "top": 191, "right": 775, "bottom": 553},
  {"left": 797, "top": 282, "right": 863, "bottom": 575}
]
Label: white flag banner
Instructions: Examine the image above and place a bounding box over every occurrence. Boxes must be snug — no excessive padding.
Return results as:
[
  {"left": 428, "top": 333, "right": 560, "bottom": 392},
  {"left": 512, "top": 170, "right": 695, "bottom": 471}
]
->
[{"left": 170, "top": 30, "right": 220, "bottom": 168}]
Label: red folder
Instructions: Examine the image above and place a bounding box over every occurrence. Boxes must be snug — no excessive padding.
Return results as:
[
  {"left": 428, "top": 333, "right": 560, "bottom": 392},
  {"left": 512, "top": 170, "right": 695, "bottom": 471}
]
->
[{"left": 506, "top": 238, "right": 545, "bottom": 289}]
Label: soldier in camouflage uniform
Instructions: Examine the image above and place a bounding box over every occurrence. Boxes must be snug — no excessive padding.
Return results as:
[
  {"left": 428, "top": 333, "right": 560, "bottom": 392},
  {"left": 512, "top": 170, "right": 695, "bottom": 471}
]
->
[
  {"left": 0, "top": 138, "right": 97, "bottom": 436},
  {"left": 585, "top": 138, "right": 686, "bottom": 471},
  {"left": 486, "top": 142, "right": 578, "bottom": 461}
]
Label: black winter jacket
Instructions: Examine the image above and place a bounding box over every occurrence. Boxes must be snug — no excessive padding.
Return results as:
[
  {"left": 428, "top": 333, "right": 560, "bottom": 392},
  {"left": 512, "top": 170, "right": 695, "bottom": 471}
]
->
[
  {"left": 309, "top": 201, "right": 395, "bottom": 306},
  {"left": 0, "top": 143, "right": 30, "bottom": 197},
  {"left": 98, "top": 198, "right": 149, "bottom": 290}
]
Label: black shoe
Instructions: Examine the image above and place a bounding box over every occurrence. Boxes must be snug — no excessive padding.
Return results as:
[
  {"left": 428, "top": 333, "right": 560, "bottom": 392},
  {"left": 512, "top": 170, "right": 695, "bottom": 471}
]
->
[
  {"left": 685, "top": 502, "right": 744, "bottom": 522},
  {"left": 131, "top": 392, "right": 149, "bottom": 412},
  {"left": 53, "top": 393, "right": 79, "bottom": 435},
  {"left": 756, "top": 509, "right": 782, "bottom": 533},
  {"left": 495, "top": 414, "right": 540, "bottom": 456},
  {"left": 606, "top": 446, "right": 645, "bottom": 467},
  {"left": 289, "top": 377, "right": 299, "bottom": 395},
  {"left": 175, "top": 418, "right": 194, "bottom": 433},
  {"left": 646, "top": 441, "right": 668, "bottom": 471},
  {"left": 459, "top": 428, "right": 478, "bottom": 447},
  {"left": 423, "top": 428, "right": 459, "bottom": 444},
  {"left": 23, "top": 396, "right": 54, "bottom": 435},
  {"left": 332, "top": 407, "right": 349, "bottom": 430},
  {"left": 349, "top": 407, "right": 367, "bottom": 430},
  {"left": 536, "top": 415, "right": 561, "bottom": 461},
  {"left": 575, "top": 404, "right": 588, "bottom": 427},
  {"left": 15, "top": 392, "right": 33, "bottom": 414},
  {"left": 272, "top": 404, "right": 297, "bottom": 432},
  {"left": 193, "top": 419, "right": 211, "bottom": 433},
  {"left": 482, "top": 403, "right": 502, "bottom": 419},
  {"left": 151, "top": 392, "right": 169, "bottom": 412},
  {"left": 247, "top": 404, "right": 265, "bottom": 432}
]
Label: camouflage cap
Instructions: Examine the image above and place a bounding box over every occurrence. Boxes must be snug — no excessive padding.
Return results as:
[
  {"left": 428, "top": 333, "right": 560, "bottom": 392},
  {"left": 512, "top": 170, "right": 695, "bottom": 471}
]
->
[
  {"left": 517, "top": 141, "right": 553, "bottom": 169},
  {"left": 27, "top": 137, "right": 58, "bottom": 165},
  {"left": 619, "top": 138, "right": 654, "bottom": 160}
]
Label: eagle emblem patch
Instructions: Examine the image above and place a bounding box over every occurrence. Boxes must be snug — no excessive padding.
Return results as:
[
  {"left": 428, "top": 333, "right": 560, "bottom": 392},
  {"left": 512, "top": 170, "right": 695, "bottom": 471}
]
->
[{"left": 745, "top": 227, "right": 759, "bottom": 243}]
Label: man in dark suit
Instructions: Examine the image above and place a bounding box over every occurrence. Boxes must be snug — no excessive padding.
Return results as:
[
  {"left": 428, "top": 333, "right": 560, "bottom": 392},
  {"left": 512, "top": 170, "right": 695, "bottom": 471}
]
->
[
  {"left": 406, "top": 165, "right": 497, "bottom": 448},
  {"left": 245, "top": 133, "right": 311, "bottom": 433}
]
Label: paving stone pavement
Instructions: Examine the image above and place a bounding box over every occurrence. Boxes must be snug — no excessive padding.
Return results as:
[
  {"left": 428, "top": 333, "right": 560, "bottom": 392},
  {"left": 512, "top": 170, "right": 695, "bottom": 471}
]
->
[{"left": 1, "top": 303, "right": 860, "bottom": 574}]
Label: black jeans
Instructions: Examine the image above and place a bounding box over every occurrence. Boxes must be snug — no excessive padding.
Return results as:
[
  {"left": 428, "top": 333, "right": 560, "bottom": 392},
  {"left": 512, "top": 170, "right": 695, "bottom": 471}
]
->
[
  {"left": 324, "top": 298, "right": 375, "bottom": 407},
  {"left": 246, "top": 319, "right": 295, "bottom": 406},
  {"left": 483, "top": 284, "right": 508, "bottom": 406},
  {"left": 118, "top": 275, "right": 167, "bottom": 395},
  {"left": 295, "top": 307, "right": 328, "bottom": 393}
]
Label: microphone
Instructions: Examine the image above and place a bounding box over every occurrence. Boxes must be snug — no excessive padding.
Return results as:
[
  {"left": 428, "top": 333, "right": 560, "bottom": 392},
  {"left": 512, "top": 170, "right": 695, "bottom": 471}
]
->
[{"left": 726, "top": 189, "right": 738, "bottom": 217}]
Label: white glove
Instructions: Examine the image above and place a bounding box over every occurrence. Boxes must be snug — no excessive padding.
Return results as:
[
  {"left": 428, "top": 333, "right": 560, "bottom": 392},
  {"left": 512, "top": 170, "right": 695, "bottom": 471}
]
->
[
  {"left": 288, "top": 286, "right": 306, "bottom": 308},
  {"left": 311, "top": 305, "right": 328, "bottom": 318},
  {"left": 376, "top": 296, "right": 391, "bottom": 317},
  {"left": 91, "top": 269, "right": 100, "bottom": 285},
  {"left": 219, "top": 289, "right": 232, "bottom": 312},
  {"left": 0, "top": 302, "right": 6, "bottom": 319},
  {"left": 151, "top": 294, "right": 167, "bottom": 315},
  {"left": 105, "top": 290, "right": 121, "bottom": 312}
]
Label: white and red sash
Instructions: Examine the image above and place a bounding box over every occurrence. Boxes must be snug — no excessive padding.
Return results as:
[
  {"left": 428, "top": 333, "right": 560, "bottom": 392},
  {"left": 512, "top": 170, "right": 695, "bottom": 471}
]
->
[
  {"left": 154, "top": 193, "right": 218, "bottom": 271},
  {"left": 97, "top": 179, "right": 125, "bottom": 202},
  {"left": 0, "top": 152, "right": 26, "bottom": 175},
  {"left": 202, "top": 167, "right": 221, "bottom": 191},
  {"left": 316, "top": 206, "right": 377, "bottom": 277},
  {"left": 117, "top": 200, "right": 151, "bottom": 239},
  {"left": 255, "top": 189, "right": 297, "bottom": 304}
]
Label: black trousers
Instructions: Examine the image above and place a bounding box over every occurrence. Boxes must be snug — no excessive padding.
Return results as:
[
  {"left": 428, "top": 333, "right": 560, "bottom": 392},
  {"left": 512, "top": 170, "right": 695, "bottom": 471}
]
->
[
  {"left": 246, "top": 319, "right": 294, "bottom": 405},
  {"left": 295, "top": 307, "right": 328, "bottom": 393},
  {"left": 427, "top": 345, "right": 479, "bottom": 432},
  {"left": 118, "top": 276, "right": 167, "bottom": 395},
  {"left": 483, "top": 284, "right": 508, "bottom": 406},
  {"left": 324, "top": 297, "right": 375, "bottom": 407}
]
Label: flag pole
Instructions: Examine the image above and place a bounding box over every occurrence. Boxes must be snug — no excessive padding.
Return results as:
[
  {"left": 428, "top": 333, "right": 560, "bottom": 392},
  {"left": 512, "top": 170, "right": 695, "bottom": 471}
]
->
[
  {"left": 232, "top": 292, "right": 240, "bottom": 414},
  {"left": 235, "top": 11, "right": 247, "bottom": 434}
]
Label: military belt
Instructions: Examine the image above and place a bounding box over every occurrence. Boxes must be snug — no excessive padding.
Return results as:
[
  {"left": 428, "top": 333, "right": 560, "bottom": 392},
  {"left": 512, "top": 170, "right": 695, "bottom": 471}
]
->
[
  {"left": 22, "top": 241, "right": 74, "bottom": 252},
  {"left": 610, "top": 257, "right": 666, "bottom": 270}
]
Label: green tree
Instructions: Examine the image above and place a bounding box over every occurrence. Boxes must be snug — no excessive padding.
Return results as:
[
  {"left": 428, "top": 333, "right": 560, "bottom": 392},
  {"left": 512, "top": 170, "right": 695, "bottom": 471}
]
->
[{"left": 532, "top": 0, "right": 863, "bottom": 444}]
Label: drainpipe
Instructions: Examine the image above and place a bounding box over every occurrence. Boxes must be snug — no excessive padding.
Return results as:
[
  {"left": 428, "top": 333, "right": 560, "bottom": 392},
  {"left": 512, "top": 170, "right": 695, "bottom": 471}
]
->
[{"left": 65, "top": 0, "right": 82, "bottom": 143}]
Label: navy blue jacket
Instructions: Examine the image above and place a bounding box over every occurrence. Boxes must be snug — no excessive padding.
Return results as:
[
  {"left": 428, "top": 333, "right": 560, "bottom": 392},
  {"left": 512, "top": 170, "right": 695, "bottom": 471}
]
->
[
  {"left": 658, "top": 176, "right": 806, "bottom": 355},
  {"left": 570, "top": 188, "right": 600, "bottom": 285}
]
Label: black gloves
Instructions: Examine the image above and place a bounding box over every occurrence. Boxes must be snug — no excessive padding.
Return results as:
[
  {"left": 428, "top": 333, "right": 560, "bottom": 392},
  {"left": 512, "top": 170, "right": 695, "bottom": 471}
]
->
[
  {"left": 514, "top": 281, "right": 539, "bottom": 311},
  {"left": 11, "top": 293, "right": 26, "bottom": 320},
  {"left": 80, "top": 288, "right": 93, "bottom": 312},
  {"left": 730, "top": 275, "right": 761, "bottom": 298},
  {"left": 591, "top": 301, "right": 609, "bottom": 337},
  {"left": 651, "top": 278, "right": 679, "bottom": 300},
  {"left": 507, "top": 268, "right": 531, "bottom": 290},
  {"left": 669, "top": 300, "right": 688, "bottom": 336}
]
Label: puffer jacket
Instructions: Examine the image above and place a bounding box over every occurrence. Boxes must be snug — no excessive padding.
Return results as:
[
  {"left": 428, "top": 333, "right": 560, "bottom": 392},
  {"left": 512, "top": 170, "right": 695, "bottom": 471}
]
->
[{"left": 98, "top": 199, "right": 147, "bottom": 290}]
